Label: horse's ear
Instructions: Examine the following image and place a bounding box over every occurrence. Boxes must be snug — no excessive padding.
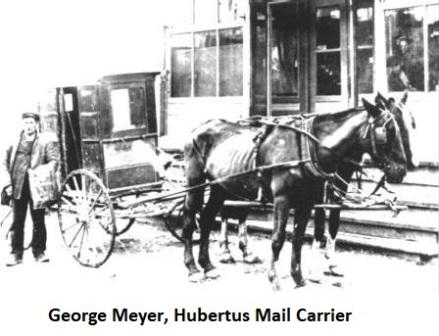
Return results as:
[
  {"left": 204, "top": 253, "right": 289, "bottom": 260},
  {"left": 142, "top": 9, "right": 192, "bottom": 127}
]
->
[
  {"left": 375, "top": 92, "right": 391, "bottom": 109},
  {"left": 401, "top": 91, "right": 408, "bottom": 104},
  {"left": 362, "top": 98, "right": 381, "bottom": 118}
]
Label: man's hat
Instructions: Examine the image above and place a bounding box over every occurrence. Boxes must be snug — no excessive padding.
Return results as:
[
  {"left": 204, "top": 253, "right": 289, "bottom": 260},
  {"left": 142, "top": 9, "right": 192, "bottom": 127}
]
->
[{"left": 21, "top": 112, "right": 40, "bottom": 122}]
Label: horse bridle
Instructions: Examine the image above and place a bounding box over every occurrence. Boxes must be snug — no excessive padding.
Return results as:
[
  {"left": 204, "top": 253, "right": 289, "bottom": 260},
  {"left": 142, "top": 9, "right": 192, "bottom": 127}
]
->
[{"left": 362, "top": 109, "right": 401, "bottom": 168}]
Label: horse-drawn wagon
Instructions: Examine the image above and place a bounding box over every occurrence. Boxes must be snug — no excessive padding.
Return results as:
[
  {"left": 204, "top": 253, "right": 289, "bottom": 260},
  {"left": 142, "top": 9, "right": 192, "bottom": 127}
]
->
[
  {"left": 39, "top": 76, "right": 414, "bottom": 287},
  {"left": 39, "top": 72, "right": 188, "bottom": 267}
]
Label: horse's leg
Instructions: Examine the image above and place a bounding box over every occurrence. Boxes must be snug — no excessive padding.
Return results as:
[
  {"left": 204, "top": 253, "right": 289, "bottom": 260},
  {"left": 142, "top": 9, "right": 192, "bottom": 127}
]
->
[
  {"left": 183, "top": 190, "right": 204, "bottom": 282},
  {"left": 308, "top": 208, "right": 326, "bottom": 283},
  {"left": 219, "top": 212, "right": 235, "bottom": 264},
  {"left": 238, "top": 211, "right": 261, "bottom": 264},
  {"left": 324, "top": 209, "right": 344, "bottom": 277},
  {"left": 198, "top": 187, "right": 225, "bottom": 278},
  {"left": 268, "top": 194, "right": 290, "bottom": 290},
  {"left": 290, "top": 205, "right": 312, "bottom": 288}
]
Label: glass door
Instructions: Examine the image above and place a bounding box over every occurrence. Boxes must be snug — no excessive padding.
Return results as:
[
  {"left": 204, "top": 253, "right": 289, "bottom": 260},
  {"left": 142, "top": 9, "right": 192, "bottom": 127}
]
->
[
  {"left": 267, "top": 1, "right": 302, "bottom": 116},
  {"left": 310, "top": 0, "right": 349, "bottom": 111}
]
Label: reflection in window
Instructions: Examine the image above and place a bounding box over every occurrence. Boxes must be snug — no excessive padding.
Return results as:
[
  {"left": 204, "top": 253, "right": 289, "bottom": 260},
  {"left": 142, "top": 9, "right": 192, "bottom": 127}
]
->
[
  {"left": 194, "top": 30, "right": 217, "bottom": 97},
  {"left": 316, "top": 8, "right": 340, "bottom": 50},
  {"left": 385, "top": 7, "right": 424, "bottom": 91},
  {"left": 317, "top": 53, "right": 341, "bottom": 95},
  {"left": 316, "top": 7, "right": 341, "bottom": 95},
  {"left": 252, "top": 8, "right": 267, "bottom": 101},
  {"left": 219, "top": 28, "right": 243, "bottom": 96},
  {"left": 427, "top": 5, "right": 439, "bottom": 91},
  {"left": 270, "top": 3, "right": 299, "bottom": 99},
  {"left": 356, "top": 2, "right": 374, "bottom": 94},
  {"left": 171, "top": 34, "right": 192, "bottom": 97},
  {"left": 110, "top": 88, "right": 146, "bottom": 132}
]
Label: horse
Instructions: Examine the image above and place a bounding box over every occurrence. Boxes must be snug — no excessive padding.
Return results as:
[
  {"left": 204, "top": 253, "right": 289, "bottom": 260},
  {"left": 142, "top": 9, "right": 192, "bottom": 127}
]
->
[
  {"left": 309, "top": 92, "right": 418, "bottom": 280},
  {"left": 182, "top": 97, "right": 408, "bottom": 288},
  {"left": 217, "top": 92, "right": 418, "bottom": 277}
]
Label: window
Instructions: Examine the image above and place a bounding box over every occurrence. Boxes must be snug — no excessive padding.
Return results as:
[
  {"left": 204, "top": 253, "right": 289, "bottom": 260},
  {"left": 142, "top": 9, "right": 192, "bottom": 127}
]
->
[
  {"left": 171, "top": 33, "right": 192, "bottom": 97},
  {"left": 355, "top": 1, "right": 374, "bottom": 94},
  {"left": 194, "top": 30, "right": 217, "bottom": 96},
  {"left": 110, "top": 88, "right": 146, "bottom": 133},
  {"left": 170, "top": 0, "right": 244, "bottom": 98},
  {"left": 219, "top": 27, "right": 243, "bottom": 96},
  {"left": 427, "top": 5, "right": 439, "bottom": 91},
  {"left": 385, "top": 4, "right": 439, "bottom": 92}
]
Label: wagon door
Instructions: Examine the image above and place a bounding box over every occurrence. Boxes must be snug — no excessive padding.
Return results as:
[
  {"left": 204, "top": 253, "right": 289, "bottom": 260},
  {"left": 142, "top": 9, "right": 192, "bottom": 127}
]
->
[
  {"left": 98, "top": 73, "right": 160, "bottom": 193},
  {"left": 77, "top": 85, "right": 103, "bottom": 177}
]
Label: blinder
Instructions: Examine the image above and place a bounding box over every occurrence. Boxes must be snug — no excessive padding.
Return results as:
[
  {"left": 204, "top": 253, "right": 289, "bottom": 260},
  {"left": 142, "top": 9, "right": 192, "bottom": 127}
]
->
[{"left": 374, "top": 126, "right": 387, "bottom": 145}]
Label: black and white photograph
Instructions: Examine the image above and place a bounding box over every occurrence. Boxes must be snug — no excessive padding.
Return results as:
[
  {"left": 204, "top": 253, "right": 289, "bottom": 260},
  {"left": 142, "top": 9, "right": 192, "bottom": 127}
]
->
[{"left": 0, "top": 0, "right": 438, "bottom": 335}]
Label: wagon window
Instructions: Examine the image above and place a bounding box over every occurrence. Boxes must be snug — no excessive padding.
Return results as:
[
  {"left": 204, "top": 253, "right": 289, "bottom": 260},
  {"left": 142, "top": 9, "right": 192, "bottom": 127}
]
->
[
  {"left": 64, "top": 93, "right": 74, "bottom": 112},
  {"left": 110, "top": 87, "right": 146, "bottom": 133}
]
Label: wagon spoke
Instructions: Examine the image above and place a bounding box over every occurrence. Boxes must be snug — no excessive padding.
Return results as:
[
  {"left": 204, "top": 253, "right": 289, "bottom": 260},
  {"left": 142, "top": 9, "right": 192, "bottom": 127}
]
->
[
  {"left": 68, "top": 223, "right": 85, "bottom": 248},
  {"left": 72, "top": 175, "right": 80, "bottom": 191},
  {"left": 88, "top": 189, "right": 103, "bottom": 216},
  {"left": 61, "top": 195, "right": 75, "bottom": 207},
  {"left": 60, "top": 221, "right": 81, "bottom": 234},
  {"left": 77, "top": 223, "right": 87, "bottom": 259}
]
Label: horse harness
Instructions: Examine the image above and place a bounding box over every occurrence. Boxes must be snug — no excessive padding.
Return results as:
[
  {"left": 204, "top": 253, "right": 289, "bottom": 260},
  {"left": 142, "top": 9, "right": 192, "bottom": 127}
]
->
[{"left": 189, "top": 112, "right": 398, "bottom": 210}]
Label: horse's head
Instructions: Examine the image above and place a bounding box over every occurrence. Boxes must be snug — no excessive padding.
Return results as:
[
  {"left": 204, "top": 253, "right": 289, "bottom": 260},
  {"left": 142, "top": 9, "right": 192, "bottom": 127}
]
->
[
  {"left": 375, "top": 92, "right": 418, "bottom": 171},
  {"left": 361, "top": 97, "right": 407, "bottom": 183}
]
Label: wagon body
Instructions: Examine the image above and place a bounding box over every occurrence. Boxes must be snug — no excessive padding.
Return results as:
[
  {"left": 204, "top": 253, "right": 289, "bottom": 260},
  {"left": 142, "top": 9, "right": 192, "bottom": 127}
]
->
[
  {"left": 51, "top": 72, "right": 161, "bottom": 193},
  {"left": 38, "top": 72, "right": 185, "bottom": 267}
]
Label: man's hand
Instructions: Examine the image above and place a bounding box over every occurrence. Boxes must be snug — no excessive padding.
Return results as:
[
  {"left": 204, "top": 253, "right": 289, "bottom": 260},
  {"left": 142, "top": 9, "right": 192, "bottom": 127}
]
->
[{"left": 5, "top": 185, "right": 12, "bottom": 197}]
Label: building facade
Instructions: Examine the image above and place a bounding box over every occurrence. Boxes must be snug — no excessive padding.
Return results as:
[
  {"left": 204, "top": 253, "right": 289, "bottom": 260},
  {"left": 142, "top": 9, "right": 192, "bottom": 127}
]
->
[{"left": 163, "top": 0, "right": 439, "bottom": 163}]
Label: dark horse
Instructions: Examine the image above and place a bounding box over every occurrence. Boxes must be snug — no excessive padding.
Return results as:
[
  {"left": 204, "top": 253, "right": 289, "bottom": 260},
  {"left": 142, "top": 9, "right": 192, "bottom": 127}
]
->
[
  {"left": 217, "top": 93, "right": 418, "bottom": 275},
  {"left": 182, "top": 98, "right": 408, "bottom": 288},
  {"left": 309, "top": 92, "right": 417, "bottom": 279}
]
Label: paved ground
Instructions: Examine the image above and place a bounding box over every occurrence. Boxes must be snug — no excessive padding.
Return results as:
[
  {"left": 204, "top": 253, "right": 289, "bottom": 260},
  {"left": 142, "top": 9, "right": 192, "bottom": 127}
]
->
[{"left": 0, "top": 209, "right": 438, "bottom": 335}]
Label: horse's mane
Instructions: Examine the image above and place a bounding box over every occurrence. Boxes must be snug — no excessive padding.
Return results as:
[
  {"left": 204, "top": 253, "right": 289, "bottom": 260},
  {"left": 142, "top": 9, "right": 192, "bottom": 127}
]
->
[{"left": 312, "top": 107, "right": 365, "bottom": 123}]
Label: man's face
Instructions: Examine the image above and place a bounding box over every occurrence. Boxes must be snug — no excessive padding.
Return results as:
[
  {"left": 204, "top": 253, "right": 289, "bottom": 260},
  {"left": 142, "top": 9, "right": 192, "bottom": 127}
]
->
[{"left": 23, "top": 117, "right": 37, "bottom": 136}]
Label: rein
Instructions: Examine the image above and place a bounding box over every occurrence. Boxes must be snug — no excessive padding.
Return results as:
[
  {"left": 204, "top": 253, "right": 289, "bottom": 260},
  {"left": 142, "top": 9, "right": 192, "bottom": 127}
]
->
[{"left": 181, "top": 111, "right": 402, "bottom": 214}]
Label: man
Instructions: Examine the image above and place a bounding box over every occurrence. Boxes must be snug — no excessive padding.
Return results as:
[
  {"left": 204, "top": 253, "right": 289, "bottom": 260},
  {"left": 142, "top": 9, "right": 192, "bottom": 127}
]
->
[{"left": 1, "top": 112, "right": 58, "bottom": 266}]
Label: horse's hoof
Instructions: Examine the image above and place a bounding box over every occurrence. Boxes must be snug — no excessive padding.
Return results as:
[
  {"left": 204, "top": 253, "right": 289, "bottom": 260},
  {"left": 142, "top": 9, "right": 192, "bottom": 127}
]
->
[
  {"left": 295, "top": 280, "right": 306, "bottom": 289},
  {"left": 271, "top": 281, "right": 281, "bottom": 291},
  {"left": 268, "top": 272, "right": 281, "bottom": 291},
  {"left": 324, "top": 265, "right": 344, "bottom": 277},
  {"left": 292, "top": 274, "right": 306, "bottom": 288},
  {"left": 188, "top": 271, "right": 204, "bottom": 283},
  {"left": 205, "top": 268, "right": 220, "bottom": 279},
  {"left": 243, "top": 253, "right": 262, "bottom": 264},
  {"left": 219, "top": 253, "right": 235, "bottom": 264}
]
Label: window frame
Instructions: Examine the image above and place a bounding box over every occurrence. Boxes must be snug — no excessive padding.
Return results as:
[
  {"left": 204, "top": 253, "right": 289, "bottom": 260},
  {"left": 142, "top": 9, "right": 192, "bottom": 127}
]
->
[{"left": 168, "top": 0, "right": 245, "bottom": 100}]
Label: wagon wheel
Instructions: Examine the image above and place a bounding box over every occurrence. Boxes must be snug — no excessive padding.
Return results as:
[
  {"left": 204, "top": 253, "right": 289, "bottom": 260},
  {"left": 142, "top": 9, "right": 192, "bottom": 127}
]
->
[
  {"left": 163, "top": 197, "right": 200, "bottom": 244},
  {"left": 58, "top": 169, "right": 116, "bottom": 268}
]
